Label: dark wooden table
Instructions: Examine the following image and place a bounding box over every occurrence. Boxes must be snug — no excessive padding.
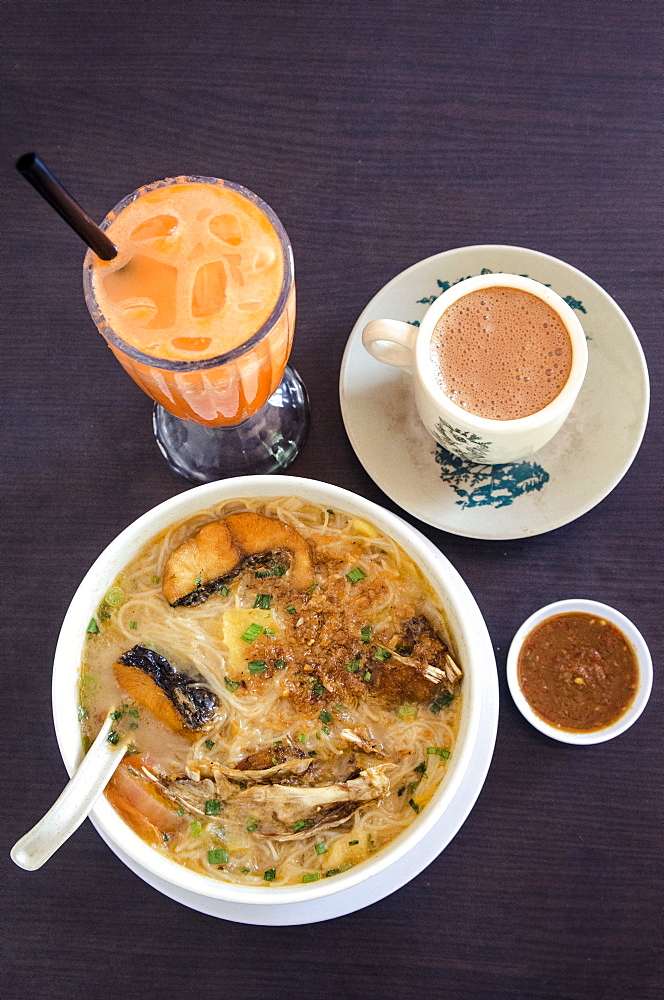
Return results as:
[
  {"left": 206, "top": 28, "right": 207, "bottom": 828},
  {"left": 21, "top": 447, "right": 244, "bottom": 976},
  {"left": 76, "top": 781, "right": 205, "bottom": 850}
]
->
[{"left": 3, "top": 2, "right": 661, "bottom": 998}]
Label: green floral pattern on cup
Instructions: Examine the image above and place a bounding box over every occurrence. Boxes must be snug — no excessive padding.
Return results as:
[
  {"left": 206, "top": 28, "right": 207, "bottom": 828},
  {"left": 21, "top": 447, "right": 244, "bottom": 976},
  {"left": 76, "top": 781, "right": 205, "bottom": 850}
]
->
[{"left": 434, "top": 419, "right": 492, "bottom": 462}]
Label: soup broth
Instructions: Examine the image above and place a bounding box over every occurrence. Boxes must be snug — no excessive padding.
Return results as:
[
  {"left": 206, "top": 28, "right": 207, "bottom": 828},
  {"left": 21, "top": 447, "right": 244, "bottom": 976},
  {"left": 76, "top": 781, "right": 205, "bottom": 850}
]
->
[{"left": 79, "top": 498, "right": 463, "bottom": 887}]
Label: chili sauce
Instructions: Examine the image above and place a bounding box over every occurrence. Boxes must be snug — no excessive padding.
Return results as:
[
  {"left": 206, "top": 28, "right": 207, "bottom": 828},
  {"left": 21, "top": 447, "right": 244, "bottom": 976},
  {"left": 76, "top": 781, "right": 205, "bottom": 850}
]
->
[{"left": 517, "top": 612, "right": 638, "bottom": 732}]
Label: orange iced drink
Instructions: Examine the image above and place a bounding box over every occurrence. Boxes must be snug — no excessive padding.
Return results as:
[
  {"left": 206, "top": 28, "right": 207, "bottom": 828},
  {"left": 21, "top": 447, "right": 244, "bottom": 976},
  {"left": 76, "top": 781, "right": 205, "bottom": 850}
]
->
[{"left": 84, "top": 177, "right": 295, "bottom": 426}]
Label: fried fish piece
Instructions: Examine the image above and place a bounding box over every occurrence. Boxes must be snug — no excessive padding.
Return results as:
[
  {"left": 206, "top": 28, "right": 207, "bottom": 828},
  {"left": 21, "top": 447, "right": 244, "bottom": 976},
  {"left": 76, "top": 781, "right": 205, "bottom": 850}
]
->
[
  {"left": 162, "top": 512, "right": 315, "bottom": 607},
  {"left": 114, "top": 645, "right": 218, "bottom": 738},
  {"left": 224, "top": 512, "right": 315, "bottom": 592},
  {"left": 163, "top": 521, "right": 240, "bottom": 605}
]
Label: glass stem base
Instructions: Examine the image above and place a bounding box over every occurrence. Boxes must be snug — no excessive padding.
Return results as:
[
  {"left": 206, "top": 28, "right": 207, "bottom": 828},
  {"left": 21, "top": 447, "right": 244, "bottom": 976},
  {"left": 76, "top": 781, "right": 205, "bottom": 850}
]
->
[{"left": 152, "top": 365, "right": 309, "bottom": 483}]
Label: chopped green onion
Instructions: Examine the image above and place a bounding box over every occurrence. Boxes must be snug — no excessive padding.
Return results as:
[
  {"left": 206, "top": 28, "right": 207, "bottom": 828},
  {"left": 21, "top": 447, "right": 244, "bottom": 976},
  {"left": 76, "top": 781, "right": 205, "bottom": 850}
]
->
[
  {"left": 308, "top": 750, "right": 317, "bottom": 757},
  {"left": 325, "top": 868, "right": 341, "bottom": 877},
  {"left": 346, "top": 658, "right": 361, "bottom": 673},
  {"left": 302, "top": 872, "right": 321, "bottom": 883},
  {"left": 430, "top": 691, "right": 454, "bottom": 713},
  {"left": 255, "top": 565, "right": 286, "bottom": 579},
  {"left": 316, "top": 731, "right": 322, "bottom": 740},
  {"left": 273, "top": 740, "right": 283, "bottom": 745},
  {"left": 408, "top": 781, "right": 419, "bottom": 794},
  {"left": 129, "top": 722, "right": 138, "bottom": 731},
  {"left": 306, "top": 582, "right": 317, "bottom": 594},
  {"left": 326, "top": 509, "right": 334, "bottom": 515},
  {"left": 205, "top": 799, "right": 221, "bottom": 815},
  {"left": 128, "top": 706, "right": 140, "bottom": 718},
  {"left": 408, "top": 798, "right": 420, "bottom": 813},
  {"left": 125, "top": 744, "right": 139, "bottom": 756},
  {"left": 248, "top": 660, "right": 266, "bottom": 673},
  {"left": 312, "top": 683, "right": 324, "bottom": 697},
  {"left": 346, "top": 567, "right": 367, "bottom": 584},
  {"left": 207, "top": 849, "right": 228, "bottom": 865},
  {"left": 194, "top": 572, "right": 203, "bottom": 587},
  {"left": 151, "top": 575, "right": 160, "bottom": 585},
  {"left": 254, "top": 594, "right": 272, "bottom": 610},
  {"left": 241, "top": 623, "right": 263, "bottom": 643},
  {"left": 204, "top": 739, "right": 215, "bottom": 750},
  {"left": 177, "top": 808, "right": 185, "bottom": 816},
  {"left": 293, "top": 818, "right": 314, "bottom": 832},
  {"left": 110, "top": 709, "right": 124, "bottom": 720},
  {"left": 322, "top": 725, "right": 331, "bottom": 735},
  {"left": 297, "top": 734, "right": 307, "bottom": 742},
  {"left": 397, "top": 786, "right": 406, "bottom": 797},
  {"left": 86, "top": 618, "right": 99, "bottom": 634},
  {"left": 274, "top": 659, "right": 286, "bottom": 669},
  {"left": 129, "top": 621, "right": 138, "bottom": 630},
  {"left": 397, "top": 704, "right": 417, "bottom": 720},
  {"left": 332, "top": 702, "right": 346, "bottom": 712},
  {"left": 219, "top": 586, "right": 230, "bottom": 596},
  {"left": 271, "top": 757, "right": 279, "bottom": 765},
  {"left": 105, "top": 586, "right": 124, "bottom": 606},
  {"left": 107, "top": 731, "right": 119, "bottom": 745},
  {"left": 190, "top": 821, "right": 202, "bottom": 837},
  {"left": 246, "top": 816, "right": 260, "bottom": 832},
  {"left": 363, "top": 671, "right": 372, "bottom": 682},
  {"left": 242, "top": 867, "right": 251, "bottom": 875},
  {"left": 264, "top": 867, "right": 277, "bottom": 881},
  {"left": 315, "top": 842, "right": 328, "bottom": 855},
  {"left": 163, "top": 833, "right": 170, "bottom": 842},
  {"left": 319, "top": 709, "right": 332, "bottom": 724},
  {"left": 427, "top": 746, "right": 451, "bottom": 759},
  {"left": 374, "top": 647, "right": 392, "bottom": 662},
  {"left": 360, "top": 626, "right": 372, "bottom": 643},
  {"left": 415, "top": 761, "right": 427, "bottom": 775},
  {"left": 239, "top": 781, "right": 247, "bottom": 790},
  {"left": 396, "top": 645, "right": 411, "bottom": 655},
  {"left": 349, "top": 840, "right": 359, "bottom": 846},
  {"left": 287, "top": 605, "right": 297, "bottom": 614},
  {"left": 264, "top": 628, "right": 275, "bottom": 636},
  {"left": 224, "top": 676, "right": 240, "bottom": 692}
]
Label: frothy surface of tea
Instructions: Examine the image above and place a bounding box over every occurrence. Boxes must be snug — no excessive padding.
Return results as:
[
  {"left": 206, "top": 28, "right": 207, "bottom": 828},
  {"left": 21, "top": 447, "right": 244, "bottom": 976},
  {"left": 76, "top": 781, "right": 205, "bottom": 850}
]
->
[
  {"left": 430, "top": 287, "right": 573, "bottom": 420},
  {"left": 92, "top": 181, "right": 284, "bottom": 361}
]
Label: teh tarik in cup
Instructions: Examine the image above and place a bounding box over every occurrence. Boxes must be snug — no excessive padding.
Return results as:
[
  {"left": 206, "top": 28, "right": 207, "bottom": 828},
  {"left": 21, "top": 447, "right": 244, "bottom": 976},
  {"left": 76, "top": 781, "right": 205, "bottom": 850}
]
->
[{"left": 362, "top": 273, "right": 588, "bottom": 464}]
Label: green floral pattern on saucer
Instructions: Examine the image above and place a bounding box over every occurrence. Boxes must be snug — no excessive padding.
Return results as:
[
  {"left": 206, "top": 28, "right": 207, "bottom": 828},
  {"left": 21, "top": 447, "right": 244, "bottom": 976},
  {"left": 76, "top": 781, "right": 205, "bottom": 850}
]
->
[{"left": 435, "top": 450, "right": 550, "bottom": 508}]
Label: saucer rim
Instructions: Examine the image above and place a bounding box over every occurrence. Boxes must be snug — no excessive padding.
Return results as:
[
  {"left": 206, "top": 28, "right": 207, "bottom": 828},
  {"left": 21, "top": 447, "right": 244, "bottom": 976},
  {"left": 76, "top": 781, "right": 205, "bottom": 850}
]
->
[{"left": 339, "top": 243, "right": 650, "bottom": 540}]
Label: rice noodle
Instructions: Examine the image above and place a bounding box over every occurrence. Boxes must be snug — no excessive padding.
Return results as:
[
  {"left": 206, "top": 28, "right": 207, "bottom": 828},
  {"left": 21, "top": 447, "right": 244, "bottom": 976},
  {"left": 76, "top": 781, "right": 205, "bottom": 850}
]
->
[{"left": 79, "top": 497, "right": 462, "bottom": 886}]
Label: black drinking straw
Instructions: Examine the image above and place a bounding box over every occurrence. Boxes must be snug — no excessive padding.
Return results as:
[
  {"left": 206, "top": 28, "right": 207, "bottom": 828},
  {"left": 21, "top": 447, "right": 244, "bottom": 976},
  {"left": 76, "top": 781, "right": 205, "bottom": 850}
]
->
[{"left": 16, "top": 153, "right": 118, "bottom": 260}]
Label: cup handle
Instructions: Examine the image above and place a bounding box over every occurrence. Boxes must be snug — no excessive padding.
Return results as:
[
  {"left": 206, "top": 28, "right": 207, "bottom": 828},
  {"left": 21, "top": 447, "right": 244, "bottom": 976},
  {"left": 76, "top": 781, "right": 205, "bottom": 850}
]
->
[{"left": 362, "top": 320, "right": 419, "bottom": 370}]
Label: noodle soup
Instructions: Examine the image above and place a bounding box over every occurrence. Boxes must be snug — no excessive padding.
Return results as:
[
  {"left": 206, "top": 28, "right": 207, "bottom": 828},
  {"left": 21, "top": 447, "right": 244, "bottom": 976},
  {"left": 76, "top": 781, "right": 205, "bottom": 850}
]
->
[{"left": 79, "top": 497, "right": 463, "bottom": 887}]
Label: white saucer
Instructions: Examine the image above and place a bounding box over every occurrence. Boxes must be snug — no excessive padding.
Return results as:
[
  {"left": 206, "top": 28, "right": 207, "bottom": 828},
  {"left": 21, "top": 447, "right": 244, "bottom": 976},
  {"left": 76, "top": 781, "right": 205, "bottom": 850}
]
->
[
  {"left": 340, "top": 245, "right": 649, "bottom": 539},
  {"left": 91, "top": 526, "right": 499, "bottom": 925}
]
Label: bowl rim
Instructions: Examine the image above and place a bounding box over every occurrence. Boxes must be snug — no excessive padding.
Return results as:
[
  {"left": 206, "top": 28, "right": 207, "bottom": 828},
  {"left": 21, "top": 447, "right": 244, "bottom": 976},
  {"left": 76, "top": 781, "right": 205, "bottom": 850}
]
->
[
  {"left": 506, "top": 598, "right": 653, "bottom": 745},
  {"left": 52, "top": 475, "right": 489, "bottom": 904}
]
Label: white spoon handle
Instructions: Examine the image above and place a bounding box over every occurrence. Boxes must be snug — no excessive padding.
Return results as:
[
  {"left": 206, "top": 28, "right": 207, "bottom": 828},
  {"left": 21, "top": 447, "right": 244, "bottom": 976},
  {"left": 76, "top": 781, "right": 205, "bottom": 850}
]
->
[{"left": 11, "top": 714, "right": 128, "bottom": 871}]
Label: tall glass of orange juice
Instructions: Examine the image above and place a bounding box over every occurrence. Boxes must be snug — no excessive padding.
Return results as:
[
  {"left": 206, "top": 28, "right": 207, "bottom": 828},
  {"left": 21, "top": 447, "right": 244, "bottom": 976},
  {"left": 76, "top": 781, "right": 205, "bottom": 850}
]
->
[{"left": 83, "top": 176, "right": 307, "bottom": 482}]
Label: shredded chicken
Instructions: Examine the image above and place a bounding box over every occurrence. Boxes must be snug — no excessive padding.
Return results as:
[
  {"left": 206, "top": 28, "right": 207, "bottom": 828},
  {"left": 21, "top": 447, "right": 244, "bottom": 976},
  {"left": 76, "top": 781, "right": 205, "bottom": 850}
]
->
[
  {"left": 186, "top": 756, "right": 312, "bottom": 785},
  {"left": 339, "top": 728, "right": 386, "bottom": 755},
  {"left": 239, "top": 764, "right": 393, "bottom": 840}
]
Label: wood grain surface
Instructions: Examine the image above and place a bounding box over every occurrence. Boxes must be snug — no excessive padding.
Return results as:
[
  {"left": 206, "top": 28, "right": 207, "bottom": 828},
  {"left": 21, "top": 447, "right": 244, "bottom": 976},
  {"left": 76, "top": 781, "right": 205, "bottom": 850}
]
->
[{"left": 2, "top": 2, "right": 661, "bottom": 998}]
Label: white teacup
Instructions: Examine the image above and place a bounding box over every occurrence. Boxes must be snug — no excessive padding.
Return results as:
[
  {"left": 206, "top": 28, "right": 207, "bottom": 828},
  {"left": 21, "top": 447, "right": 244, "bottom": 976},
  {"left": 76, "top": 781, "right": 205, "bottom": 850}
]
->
[{"left": 362, "top": 273, "right": 588, "bottom": 465}]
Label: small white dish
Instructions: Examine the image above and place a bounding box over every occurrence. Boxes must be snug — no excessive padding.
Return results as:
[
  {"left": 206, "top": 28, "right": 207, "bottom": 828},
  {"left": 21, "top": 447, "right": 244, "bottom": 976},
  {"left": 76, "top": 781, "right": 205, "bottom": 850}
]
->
[
  {"left": 506, "top": 598, "right": 652, "bottom": 745},
  {"left": 339, "top": 244, "right": 649, "bottom": 539}
]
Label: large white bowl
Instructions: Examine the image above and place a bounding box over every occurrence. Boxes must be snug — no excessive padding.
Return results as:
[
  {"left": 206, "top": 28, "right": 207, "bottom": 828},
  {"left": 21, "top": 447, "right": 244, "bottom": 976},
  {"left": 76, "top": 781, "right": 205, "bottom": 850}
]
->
[{"left": 53, "top": 476, "right": 488, "bottom": 905}]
